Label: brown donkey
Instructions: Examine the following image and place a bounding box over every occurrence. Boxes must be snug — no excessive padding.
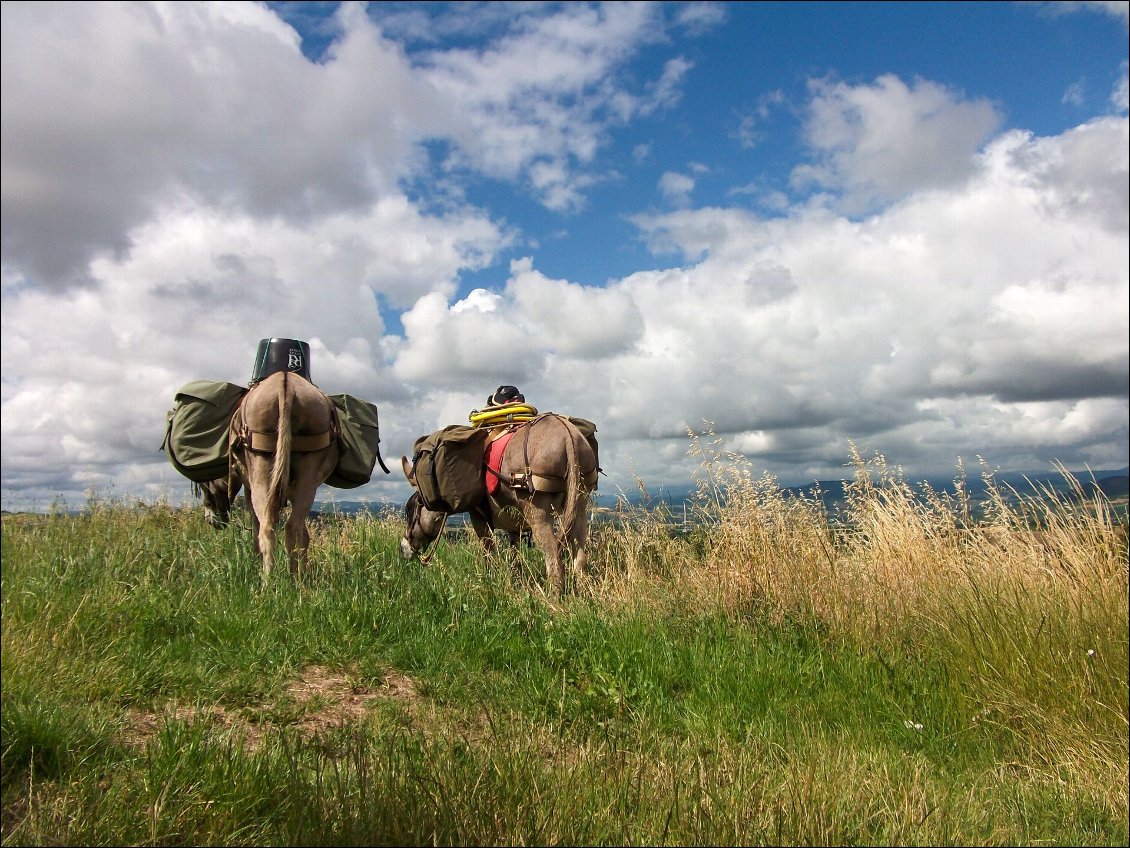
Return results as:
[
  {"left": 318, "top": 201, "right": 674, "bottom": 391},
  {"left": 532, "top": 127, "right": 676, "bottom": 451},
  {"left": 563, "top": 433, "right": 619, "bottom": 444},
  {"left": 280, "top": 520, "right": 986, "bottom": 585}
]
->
[
  {"left": 401, "top": 414, "right": 598, "bottom": 598},
  {"left": 228, "top": 370, "right": 339, "bottom": 579}
]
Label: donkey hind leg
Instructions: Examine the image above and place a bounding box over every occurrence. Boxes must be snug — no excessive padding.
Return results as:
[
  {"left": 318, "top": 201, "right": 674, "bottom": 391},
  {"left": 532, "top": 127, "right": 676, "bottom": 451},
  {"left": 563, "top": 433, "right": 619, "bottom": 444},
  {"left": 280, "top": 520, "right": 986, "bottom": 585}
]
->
[
  {"left": 246, "top": 453, "right": 280, "bottom": 579},
  {"left": 526, "top": 496, "right": 565, "bottom": 598},
  {"left": 283, "top": 454, "right": 325, "bottom": 578},
  {"left": 566, "top": 498, "right": 591, "bottom": 584},
  {"left": 469, "top": 512, "right": 498, "bottom": 555},
  {"left": 472, "top": 510, "right": 523, "bottom": 582},
  {"left": 283, "top": 491, "right": 313, "bottom": 578}
]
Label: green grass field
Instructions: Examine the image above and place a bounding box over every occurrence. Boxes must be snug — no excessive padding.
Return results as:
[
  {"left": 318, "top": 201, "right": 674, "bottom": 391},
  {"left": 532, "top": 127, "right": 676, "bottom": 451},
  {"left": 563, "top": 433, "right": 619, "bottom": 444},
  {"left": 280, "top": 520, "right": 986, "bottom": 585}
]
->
[{"left": 3, "top": 444, "right": 1127, "bottom": 846}]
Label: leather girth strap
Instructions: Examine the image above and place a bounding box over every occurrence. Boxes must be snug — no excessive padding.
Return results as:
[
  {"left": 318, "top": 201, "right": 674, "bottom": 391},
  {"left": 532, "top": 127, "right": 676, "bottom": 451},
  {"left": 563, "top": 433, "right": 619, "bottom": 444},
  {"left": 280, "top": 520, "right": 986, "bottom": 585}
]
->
[
  {"left": 514, "top": 469, "right": 598, "bottom": 492},
  {"left": 245, "top": 429, "right": 334, "bottom": 454}
]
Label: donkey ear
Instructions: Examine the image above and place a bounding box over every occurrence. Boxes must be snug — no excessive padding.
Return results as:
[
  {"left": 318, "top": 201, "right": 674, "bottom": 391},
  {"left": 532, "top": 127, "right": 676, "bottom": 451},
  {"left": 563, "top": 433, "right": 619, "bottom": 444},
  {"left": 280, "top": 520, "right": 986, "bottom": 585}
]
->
[{"left": 400, "top": 456, "right": 416, "bottom": 485}]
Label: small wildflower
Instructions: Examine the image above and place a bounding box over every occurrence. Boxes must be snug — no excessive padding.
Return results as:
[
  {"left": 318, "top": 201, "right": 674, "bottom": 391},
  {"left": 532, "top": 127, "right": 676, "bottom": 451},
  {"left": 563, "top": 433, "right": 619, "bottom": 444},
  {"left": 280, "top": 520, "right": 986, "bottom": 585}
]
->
[
  {"left": 903, "top": 720, "right": 923, "bottom": 731},
  {"left": 1086, "top": 649, "right": 1095, "bottom": 657}
]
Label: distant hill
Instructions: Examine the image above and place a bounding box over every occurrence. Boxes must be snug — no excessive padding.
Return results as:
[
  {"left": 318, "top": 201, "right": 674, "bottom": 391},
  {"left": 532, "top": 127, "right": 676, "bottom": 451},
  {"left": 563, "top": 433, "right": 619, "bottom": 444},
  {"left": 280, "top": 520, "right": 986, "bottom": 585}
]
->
[
  {"left": 1090, "top": 475, "right": 1129, "bottom": 500},
  {"left": 588, "top": 467, "right": 1130, "bottom": 513},
  {"left": 307, "top": 466, "right": 1130, "bottom": 519},
  {"left": 314, "top": 500, "right": 400, "bottom": 517}
]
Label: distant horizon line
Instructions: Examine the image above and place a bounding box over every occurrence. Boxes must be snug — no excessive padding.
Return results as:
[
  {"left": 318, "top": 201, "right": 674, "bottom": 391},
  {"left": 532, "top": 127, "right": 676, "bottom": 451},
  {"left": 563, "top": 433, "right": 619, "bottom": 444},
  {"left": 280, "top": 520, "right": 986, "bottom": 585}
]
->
[{"left": 2, "top": 464, "right": 1127, "bottom": 517}]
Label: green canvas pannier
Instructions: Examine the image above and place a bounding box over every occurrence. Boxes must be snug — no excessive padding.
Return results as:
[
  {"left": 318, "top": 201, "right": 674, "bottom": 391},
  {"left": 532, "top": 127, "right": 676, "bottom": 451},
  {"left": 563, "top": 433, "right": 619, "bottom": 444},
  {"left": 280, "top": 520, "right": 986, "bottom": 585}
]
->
[
  {"left": 326, "top": 394, "right": 384, "bottom": 489},
  {"left": 411, "top": 425, "right": 491, "bottom": 513},
  {"left": 163, "top": 380, "right": 247, "bottom": 483},
  {"left": 567, "top": 416, "right": 599, "bottom": 485}
]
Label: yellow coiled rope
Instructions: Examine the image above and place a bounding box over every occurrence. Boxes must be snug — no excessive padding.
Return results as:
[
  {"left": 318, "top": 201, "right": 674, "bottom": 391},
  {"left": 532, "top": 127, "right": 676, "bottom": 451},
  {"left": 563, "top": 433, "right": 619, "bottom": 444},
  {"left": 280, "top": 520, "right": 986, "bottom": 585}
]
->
[{"left": 468, "top": 404, "right": 539, "bottom": 426}]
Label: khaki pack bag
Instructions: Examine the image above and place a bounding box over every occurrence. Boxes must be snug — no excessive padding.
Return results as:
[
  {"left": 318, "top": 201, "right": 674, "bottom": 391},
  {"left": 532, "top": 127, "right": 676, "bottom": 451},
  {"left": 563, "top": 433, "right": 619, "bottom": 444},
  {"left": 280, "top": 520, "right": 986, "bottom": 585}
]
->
[
  {"left": 165, "top": 381, "right": 387, "bottom": 489},
  {"left": 411, "top": 425, "right": 491, "bottom": 513},
  {"left": 163, "top": 380, "right": 248, "bottom": 483},
  {"left": 566, "top": 416, "right": 599, "bottom": 484},
  {"left": 326, "top": 394, "right": 385, "bottom": 488}
]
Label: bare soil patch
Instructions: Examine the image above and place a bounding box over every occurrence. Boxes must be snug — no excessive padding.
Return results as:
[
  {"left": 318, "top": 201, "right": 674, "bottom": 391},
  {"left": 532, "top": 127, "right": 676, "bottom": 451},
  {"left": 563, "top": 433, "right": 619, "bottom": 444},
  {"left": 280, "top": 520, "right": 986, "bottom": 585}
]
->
[{"left": 123, "top": 665, "right": 420, "bottom": 751}]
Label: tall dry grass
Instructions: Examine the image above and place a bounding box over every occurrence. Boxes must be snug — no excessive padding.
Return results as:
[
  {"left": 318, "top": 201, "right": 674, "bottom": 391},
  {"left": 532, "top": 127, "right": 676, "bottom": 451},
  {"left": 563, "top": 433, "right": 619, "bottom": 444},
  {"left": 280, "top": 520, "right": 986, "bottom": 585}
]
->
[{"left": 587, "top": 428, "right": 1127, "bottom": 803}]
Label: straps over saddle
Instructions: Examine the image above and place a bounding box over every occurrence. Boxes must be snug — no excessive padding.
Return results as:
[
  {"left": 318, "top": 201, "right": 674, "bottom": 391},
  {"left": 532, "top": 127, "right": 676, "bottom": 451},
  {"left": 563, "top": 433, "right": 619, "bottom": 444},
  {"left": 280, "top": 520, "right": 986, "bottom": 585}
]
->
[
  {"left": 482, "top": 414, "right": 599, "bottom": 495},
  {"left": 229, "top": 391, "right": 339, "bottom": 455},
  {"left": 243, "top": 429, "right": 334, "bottom": 453}
]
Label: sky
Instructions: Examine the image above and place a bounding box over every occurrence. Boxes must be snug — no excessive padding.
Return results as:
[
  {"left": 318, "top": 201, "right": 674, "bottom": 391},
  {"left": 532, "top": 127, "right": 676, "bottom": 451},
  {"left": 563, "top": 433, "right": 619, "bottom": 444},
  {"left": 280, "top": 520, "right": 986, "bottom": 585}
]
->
[{"left": 1, "top": 0, "right": 1128, "bottom": 513}]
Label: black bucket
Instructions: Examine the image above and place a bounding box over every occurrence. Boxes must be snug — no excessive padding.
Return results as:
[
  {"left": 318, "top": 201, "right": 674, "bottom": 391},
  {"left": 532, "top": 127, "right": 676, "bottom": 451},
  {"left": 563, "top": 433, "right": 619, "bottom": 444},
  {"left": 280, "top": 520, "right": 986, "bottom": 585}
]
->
[{"left": 251, "top": 338, "right": 312, "bottom": 384}]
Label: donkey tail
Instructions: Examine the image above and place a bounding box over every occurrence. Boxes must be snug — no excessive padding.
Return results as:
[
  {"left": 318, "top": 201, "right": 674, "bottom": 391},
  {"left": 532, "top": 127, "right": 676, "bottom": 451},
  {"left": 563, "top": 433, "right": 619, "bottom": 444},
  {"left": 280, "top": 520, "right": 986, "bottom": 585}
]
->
[
  {"left": 267, "top": 371, "right": 292, "bottom": 514},
  {"left": 559, "top": 415, "right": 583, "bottom": 539}
]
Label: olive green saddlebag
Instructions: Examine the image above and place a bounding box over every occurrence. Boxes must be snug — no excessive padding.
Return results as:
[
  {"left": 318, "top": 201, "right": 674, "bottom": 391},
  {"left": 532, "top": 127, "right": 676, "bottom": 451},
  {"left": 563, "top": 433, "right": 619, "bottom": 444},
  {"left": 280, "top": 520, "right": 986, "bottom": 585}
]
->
[
  {"left": 411, "top": 425, "right": 491, "bottom": 513},
  {"left": 163, "top": 380, "right": 247, "bottom": 483}
]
